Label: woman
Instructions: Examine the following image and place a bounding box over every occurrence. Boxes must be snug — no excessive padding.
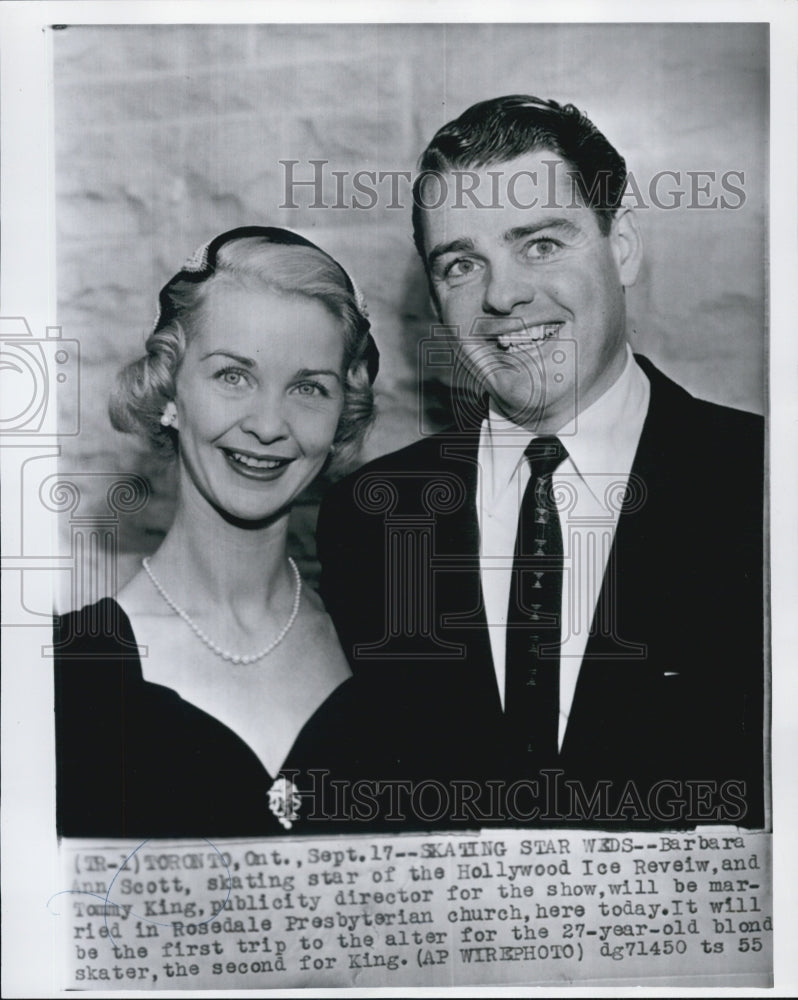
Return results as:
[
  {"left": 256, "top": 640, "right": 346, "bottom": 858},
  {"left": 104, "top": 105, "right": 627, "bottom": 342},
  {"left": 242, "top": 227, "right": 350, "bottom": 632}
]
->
[{"left": 54, "top": 226, "right": 386, "bottom": 838}]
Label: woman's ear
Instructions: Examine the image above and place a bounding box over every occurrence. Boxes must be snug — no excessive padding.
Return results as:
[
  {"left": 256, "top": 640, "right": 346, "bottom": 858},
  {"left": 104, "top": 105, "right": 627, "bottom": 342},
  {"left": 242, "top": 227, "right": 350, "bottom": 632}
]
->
[{"left": 160, "top": 400, "right": 179, "bottom": 429}]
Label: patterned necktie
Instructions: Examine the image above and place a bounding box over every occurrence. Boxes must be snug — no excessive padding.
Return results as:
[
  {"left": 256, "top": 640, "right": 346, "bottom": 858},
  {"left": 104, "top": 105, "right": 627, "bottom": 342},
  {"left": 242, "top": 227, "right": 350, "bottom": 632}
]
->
[{"left": 504, "top": 435, "right": 569, "bottom": 766}]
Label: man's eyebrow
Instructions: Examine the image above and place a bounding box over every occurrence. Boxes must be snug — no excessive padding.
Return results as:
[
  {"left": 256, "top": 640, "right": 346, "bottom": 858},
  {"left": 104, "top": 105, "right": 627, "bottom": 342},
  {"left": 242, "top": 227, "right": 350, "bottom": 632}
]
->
[
  {"left": 427, "top": 237, "right": 476, "bottom": 270},
  {"left": 199, "top": 350, "right": 256, "bottom": 367},
  {"left": 503, "top": 219, "right": 582, "bottom": 242}
]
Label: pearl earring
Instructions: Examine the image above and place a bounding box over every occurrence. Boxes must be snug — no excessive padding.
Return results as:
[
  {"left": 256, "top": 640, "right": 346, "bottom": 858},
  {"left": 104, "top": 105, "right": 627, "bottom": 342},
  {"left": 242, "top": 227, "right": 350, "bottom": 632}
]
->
[{"left": 160, "top": 402, "right": 178, "bottom": 428}]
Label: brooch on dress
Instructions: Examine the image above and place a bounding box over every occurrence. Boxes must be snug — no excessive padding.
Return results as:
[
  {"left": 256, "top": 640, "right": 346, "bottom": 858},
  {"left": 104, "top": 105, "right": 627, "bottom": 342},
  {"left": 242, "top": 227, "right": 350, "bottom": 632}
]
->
[{"left": 268, "top": 776, "right": 302, "bottom": 830}]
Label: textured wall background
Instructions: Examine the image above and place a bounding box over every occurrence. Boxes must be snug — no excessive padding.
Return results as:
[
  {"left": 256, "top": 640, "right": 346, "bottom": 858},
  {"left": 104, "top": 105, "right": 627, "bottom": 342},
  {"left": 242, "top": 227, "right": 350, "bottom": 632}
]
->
[{"left": 53, "top": 22, "right": 767, "bottom": 605}]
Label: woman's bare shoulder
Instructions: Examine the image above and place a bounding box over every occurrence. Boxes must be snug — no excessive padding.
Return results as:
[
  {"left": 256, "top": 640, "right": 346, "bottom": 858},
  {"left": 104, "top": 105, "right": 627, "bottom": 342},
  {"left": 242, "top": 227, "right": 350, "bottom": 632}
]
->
[
  {"left": 301, "top": 582, "right": 327, "bottom": 613},
  {"left": 299, "top": 584, "right": 344, "bottom": 640}
]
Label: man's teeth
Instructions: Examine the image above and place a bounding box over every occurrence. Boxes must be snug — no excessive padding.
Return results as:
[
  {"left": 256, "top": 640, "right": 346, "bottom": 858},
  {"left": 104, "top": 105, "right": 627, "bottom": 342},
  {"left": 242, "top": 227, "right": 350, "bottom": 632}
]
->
[
  {"left": 497, "top": 323, "right": 561, "bottom": 350},
  {"left": 230, "top": 452, "right": 283, "bottom": 469}
]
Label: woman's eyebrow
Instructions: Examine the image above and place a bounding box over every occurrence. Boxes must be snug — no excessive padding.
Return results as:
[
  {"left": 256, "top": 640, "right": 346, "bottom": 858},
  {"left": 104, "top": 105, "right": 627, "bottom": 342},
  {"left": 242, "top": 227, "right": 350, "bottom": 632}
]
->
[
  {"left": 295, "top": 368, "right": 342, "bottom": 382},
  {"left": 199, "top": 350, "right": 256, "bottom": 367}
]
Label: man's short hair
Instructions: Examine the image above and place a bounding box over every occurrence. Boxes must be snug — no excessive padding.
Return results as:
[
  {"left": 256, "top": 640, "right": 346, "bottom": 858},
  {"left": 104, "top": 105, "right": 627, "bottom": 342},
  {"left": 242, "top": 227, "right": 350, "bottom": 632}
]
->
[{"left": 412, "top": 95, "right": 628, "bottom": 261}]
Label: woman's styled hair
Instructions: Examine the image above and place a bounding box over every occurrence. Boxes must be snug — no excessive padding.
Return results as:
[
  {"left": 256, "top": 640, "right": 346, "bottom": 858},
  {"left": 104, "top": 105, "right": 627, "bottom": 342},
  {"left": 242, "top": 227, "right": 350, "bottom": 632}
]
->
[{"left": 110, "top": 229, "right": 377, "bottom": 475}]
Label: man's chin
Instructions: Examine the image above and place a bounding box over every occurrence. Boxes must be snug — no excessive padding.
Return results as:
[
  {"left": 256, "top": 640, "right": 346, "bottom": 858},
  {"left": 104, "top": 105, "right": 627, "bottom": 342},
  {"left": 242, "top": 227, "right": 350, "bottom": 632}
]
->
[{"left": 486, "top": 383, "right": 574, "bottom": 433}]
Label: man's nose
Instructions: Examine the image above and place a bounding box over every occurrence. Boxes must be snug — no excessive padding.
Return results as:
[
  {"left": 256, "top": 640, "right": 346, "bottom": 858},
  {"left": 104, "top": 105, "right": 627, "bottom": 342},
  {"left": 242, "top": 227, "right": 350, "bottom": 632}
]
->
[
  {"left": 481, "top": 259, "right": 536, "bottom": 315},
  {"left": 239, "top": 391, "right": 290, "bottom": 442}
]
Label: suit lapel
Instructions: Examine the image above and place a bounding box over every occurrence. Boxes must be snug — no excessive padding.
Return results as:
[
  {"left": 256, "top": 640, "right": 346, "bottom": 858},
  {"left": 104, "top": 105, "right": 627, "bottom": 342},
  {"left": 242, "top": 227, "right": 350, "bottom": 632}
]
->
[
  {"left": 562, "top": 358, "right": 696, "bottom": 757},
  {"left": 424, "top": 428, "right": 504, "bottom": 716}
]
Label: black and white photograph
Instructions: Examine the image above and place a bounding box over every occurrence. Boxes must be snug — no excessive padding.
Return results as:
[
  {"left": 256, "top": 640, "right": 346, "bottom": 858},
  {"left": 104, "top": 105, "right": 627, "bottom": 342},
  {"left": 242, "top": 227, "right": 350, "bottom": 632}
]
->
[{"left": 1, "top": 2, "right": 796, "bottom": 995}]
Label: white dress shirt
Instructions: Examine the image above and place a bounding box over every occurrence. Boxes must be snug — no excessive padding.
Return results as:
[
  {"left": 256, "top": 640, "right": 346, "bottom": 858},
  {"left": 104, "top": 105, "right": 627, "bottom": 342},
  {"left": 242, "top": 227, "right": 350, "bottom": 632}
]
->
[{"left": 477, "top": 345, "right": 650, "bottom": 749}]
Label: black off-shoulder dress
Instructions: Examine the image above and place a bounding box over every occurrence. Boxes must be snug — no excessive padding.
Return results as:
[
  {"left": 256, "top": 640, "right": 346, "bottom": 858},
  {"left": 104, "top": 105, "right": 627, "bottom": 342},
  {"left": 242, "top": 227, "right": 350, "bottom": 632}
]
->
[{"left": 54, "top": 598, "right": 399, "bottom": 839}]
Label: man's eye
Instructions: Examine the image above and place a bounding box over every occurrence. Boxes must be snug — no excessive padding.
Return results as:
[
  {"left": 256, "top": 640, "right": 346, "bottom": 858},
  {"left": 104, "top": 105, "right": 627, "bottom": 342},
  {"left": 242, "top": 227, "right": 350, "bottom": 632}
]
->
[
  {"left": 444, "top": 257, "right": 483, "bottom": 281},
  {"left": 525, "top": 238, "right": 562, "bottom": 260}
]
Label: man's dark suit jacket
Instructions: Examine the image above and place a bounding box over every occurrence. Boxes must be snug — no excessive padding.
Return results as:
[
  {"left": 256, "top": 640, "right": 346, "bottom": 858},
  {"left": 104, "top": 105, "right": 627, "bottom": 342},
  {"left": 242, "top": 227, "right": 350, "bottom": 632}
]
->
[{"left": 318, "top": 356, "right": 766, "bottom": 829}]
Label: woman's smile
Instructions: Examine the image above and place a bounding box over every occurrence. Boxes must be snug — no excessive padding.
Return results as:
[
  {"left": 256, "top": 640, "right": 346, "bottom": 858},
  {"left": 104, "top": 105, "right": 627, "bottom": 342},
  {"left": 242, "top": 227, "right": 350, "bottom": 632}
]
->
[
  {"left": 174, "top": 283, "right": 346, "bottom": 521},
  {"left": 221, "top": 447, "right": 296, "bottom": 480}
]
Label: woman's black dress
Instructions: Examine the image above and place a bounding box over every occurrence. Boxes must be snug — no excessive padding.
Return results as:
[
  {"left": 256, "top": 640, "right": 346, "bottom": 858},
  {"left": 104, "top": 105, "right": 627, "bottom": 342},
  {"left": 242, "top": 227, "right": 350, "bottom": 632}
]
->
[{"left": 54, "top": 598, "right": 398, "bottom": 839}]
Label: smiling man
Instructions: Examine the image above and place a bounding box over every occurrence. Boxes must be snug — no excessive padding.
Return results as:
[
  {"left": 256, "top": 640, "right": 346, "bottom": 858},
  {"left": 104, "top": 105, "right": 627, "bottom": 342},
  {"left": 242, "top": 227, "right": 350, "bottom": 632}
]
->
[{"left": 318, "top": 96, "right": 765, "bottom": 829}]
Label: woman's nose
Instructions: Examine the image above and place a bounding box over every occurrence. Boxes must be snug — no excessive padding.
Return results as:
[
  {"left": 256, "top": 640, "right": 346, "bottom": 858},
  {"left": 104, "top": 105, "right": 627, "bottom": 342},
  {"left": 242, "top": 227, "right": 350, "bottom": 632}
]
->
[{"left": 239, "top": 392, "right": 290, "bottom": 442}]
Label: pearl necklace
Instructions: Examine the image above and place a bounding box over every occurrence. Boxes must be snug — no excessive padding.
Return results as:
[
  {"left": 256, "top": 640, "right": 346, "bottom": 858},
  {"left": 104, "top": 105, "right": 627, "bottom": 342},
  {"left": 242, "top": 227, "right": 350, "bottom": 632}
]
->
[{"left": 141, "top": 556, "right": 302, "bottom": 665}]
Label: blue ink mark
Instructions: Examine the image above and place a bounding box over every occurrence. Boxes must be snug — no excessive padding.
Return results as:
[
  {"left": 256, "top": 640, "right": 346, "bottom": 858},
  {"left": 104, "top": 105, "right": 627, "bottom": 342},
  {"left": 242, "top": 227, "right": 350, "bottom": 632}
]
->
[{"left": 47, "top": 838, "right": 234, "bottom": 947}]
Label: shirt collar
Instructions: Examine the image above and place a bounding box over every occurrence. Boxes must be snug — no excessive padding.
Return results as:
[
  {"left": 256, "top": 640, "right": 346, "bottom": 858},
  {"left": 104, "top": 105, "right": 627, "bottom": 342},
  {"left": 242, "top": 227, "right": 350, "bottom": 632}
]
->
[{"left": 479, "top": 344, "right": 650, "bottom": 499}]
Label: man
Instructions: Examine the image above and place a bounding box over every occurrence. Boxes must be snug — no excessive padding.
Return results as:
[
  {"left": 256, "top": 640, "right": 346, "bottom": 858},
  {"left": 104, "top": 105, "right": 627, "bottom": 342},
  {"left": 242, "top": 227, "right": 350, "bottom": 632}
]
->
[{"left": 318, "top": 96, "right": 765, "bottom": 829}]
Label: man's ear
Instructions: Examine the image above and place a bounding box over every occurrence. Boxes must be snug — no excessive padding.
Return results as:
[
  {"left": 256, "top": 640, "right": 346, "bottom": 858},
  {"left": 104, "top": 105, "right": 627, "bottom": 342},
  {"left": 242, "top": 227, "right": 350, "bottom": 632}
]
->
[{"left": 609, "top": 207, "right": 643, "bottom": 287}]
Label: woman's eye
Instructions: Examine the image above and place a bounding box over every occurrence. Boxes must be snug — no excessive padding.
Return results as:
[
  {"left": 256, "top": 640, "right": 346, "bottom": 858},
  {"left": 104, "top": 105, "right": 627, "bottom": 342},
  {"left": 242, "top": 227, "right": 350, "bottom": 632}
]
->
[
  {"left": 292, "top": 381, "right": 328, "bottom": 397},
  {"left": 214, "top": 367, "right": 249, "bottom": 387}
]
